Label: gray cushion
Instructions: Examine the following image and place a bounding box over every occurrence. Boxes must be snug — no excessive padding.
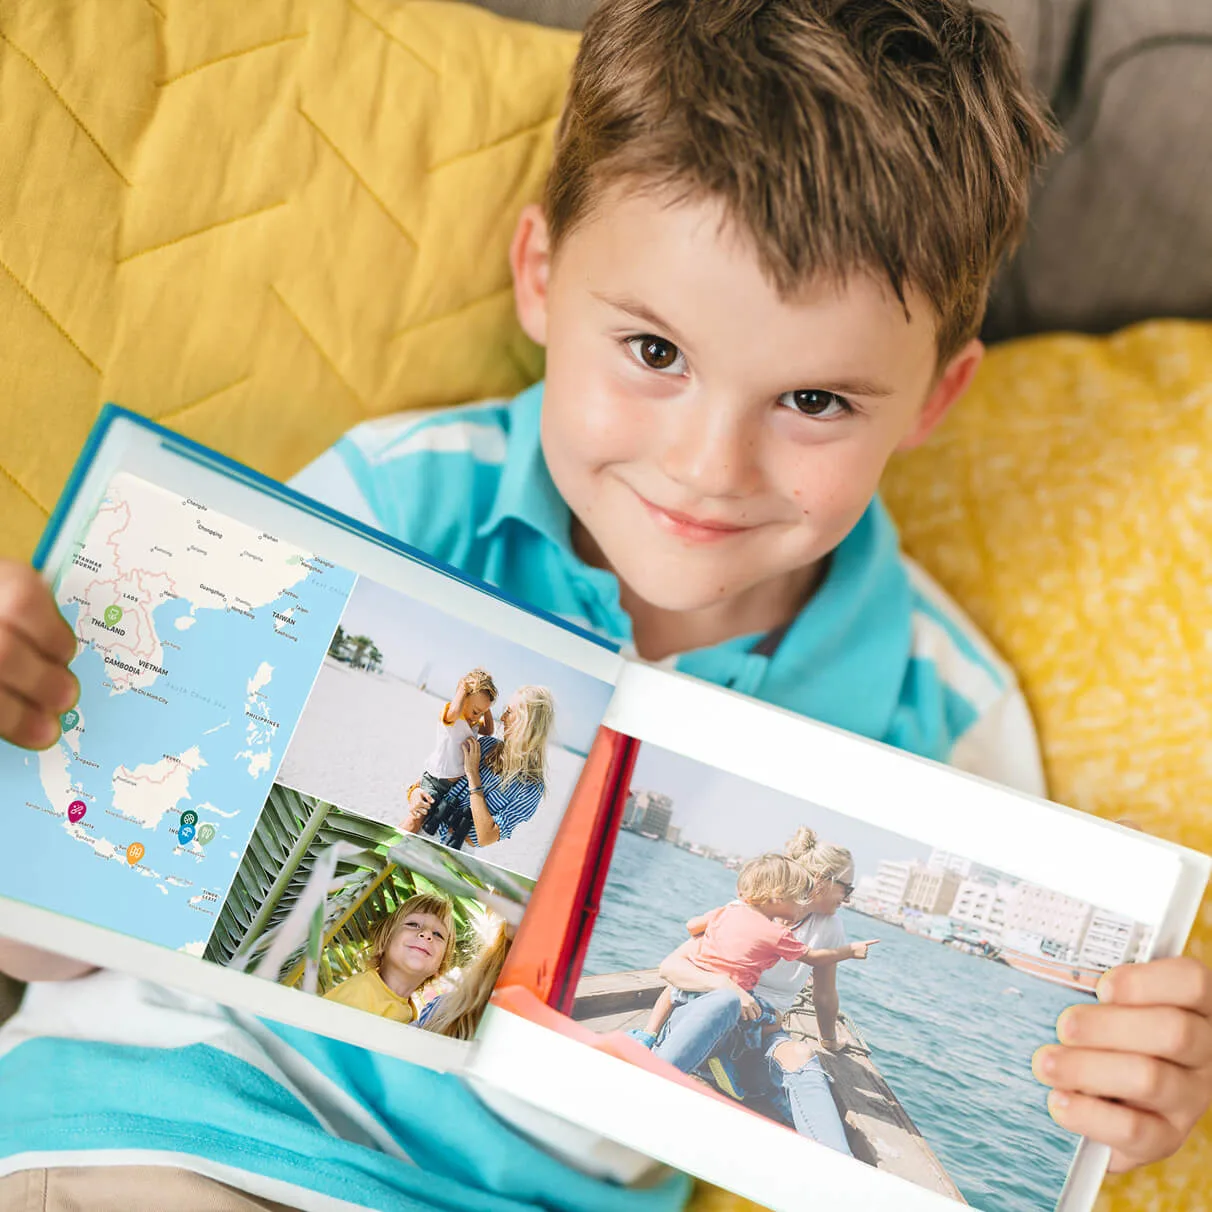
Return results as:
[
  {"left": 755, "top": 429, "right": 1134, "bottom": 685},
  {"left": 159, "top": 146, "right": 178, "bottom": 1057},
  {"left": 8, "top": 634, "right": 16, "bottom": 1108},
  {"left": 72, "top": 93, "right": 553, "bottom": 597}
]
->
[{"left": 984, "top": 0, "right": 1212, "bottom": 338}]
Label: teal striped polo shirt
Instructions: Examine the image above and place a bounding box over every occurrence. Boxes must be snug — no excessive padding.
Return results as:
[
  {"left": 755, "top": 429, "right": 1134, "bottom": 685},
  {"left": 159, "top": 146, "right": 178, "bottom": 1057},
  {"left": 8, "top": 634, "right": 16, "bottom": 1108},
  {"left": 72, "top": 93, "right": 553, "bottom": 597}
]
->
[{"left": 292, "top": 381, "right": 1045, "bottom": 797}]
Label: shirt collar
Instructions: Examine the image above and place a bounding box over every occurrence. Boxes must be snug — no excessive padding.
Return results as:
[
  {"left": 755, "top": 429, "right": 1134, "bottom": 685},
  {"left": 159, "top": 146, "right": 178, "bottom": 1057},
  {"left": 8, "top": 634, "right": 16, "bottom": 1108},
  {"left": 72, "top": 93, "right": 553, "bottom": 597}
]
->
[{"left": 475, "top": 381, "right": 572, "bottom": 549}]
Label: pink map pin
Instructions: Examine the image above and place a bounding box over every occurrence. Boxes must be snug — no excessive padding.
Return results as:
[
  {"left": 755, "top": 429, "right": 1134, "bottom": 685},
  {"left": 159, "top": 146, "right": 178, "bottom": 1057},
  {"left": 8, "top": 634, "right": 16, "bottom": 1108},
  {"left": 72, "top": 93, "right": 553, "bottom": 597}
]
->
[{"left": 67, "top": 800, "right": 87, "bottom": 824}]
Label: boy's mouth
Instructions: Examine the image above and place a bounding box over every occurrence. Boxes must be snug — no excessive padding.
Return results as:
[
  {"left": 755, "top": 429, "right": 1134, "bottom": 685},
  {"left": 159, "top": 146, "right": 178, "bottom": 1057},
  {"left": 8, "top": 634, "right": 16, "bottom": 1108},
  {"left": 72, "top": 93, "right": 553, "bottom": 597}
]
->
[{"left": 633, "top": 491, "right": 752, "bottom": 543}]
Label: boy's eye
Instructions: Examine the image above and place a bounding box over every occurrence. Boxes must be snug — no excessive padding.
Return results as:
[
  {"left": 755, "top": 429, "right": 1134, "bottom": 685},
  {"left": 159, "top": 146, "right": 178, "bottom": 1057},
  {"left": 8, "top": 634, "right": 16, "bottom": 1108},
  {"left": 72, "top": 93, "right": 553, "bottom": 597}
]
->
[
  {"left": 626, "top": 335, "right": 687, "bottom": 375},
  {"left": 777, "top": 389, "right": 853, "bottom": 419}
]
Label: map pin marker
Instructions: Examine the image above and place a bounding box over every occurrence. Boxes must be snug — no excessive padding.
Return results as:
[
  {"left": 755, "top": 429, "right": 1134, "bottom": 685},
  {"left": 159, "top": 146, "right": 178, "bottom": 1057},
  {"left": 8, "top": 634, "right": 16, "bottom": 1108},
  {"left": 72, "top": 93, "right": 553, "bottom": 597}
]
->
[
  {"left": 178, "top": 823, "right": 196, "bottom": 846},
  {"left": 67, "top": 800, "right": 87, "bottom": 824},
  {"left": 104, "top": 605, "right": 123, "bottom": 627},
  {"left": 126, "top": 842, "right": 145, "bottom": 866},
  {"left": 61, "top": 709, "right": 80, "bottom": 731},
  {"left": 196, "top": 823, "right": 217, "bottom": 846},
  {"left": 180, "top": 810, "right": 199, "bottom": 828}
]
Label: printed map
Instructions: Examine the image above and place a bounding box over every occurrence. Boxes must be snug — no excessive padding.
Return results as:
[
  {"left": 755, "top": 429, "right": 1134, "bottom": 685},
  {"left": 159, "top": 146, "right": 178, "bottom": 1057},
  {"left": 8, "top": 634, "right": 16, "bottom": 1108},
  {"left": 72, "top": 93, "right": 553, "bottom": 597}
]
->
[{"left": 0, "top": 472, "right": 356, "bottom": 952}]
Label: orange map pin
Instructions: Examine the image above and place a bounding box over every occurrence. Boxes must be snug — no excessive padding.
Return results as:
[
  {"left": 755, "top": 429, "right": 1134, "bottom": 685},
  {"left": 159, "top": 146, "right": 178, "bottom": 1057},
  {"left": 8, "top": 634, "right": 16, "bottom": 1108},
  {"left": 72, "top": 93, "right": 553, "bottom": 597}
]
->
[{"left": 126, "top": 842, "right": 145, "bottom": 866}]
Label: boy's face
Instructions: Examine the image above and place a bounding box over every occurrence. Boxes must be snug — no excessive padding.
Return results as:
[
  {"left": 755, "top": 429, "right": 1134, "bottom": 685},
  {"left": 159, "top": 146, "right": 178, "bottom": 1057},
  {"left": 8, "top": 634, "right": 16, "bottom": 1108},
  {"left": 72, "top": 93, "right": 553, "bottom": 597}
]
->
[
  {"left": 462, "top": 691, "right": 493, "bottom": 722},
  {"left": 512, "top": 189, "right": 982, "bottom": 621}
]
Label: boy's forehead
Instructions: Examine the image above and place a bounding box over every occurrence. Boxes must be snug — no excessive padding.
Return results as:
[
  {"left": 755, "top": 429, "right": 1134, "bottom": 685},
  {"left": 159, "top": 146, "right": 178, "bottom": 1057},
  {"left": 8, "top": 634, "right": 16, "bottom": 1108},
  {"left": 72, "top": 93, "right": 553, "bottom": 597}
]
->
[{"left": 552, "top": 186, "right": 942, "bottom": 389}]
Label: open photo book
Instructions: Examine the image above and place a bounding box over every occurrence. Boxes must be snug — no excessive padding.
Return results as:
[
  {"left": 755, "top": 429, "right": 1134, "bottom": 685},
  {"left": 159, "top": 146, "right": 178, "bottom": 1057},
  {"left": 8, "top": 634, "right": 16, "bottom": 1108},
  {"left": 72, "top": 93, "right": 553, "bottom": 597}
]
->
[{"left": 1, "top": 406, "right": 1207, "bottom": 1212}]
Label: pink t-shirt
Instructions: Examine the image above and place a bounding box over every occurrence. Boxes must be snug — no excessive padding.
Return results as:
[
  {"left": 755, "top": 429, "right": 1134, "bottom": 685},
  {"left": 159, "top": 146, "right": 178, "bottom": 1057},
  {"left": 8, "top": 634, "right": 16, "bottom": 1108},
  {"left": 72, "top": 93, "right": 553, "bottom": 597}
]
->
[{"left": 688, "top": 902, "right": 806, "bottom": 991}]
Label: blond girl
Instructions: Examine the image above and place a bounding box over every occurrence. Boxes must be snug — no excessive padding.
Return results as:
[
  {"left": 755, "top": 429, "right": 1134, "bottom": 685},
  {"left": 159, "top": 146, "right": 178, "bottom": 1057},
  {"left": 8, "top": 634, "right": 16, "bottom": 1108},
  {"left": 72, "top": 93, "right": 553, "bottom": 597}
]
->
[{"left": 324, "top": 893, "right": 457, "bottom": 1025}]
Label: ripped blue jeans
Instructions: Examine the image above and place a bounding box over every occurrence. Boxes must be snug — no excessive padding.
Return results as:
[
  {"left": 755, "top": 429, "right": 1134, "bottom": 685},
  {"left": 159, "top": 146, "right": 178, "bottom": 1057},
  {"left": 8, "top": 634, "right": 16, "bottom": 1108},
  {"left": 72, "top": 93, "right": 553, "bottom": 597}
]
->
[{"left": 651, "top": 986, "right": 852, "bottom": 1156}]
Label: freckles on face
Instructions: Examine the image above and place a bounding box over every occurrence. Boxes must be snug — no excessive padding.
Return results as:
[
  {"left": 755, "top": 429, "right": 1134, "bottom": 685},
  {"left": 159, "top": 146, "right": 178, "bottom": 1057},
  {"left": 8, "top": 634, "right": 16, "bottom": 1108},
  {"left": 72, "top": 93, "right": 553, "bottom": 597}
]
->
[{"left": 536, "top": 189, "right": 940, "bottom": 616}]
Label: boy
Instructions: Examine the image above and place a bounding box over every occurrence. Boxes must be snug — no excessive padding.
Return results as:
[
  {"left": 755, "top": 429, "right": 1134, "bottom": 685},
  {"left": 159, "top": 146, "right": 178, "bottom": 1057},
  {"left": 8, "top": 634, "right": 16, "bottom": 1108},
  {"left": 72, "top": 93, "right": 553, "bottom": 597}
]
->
[
  {"left": 415, "top": 668, "right": 497, "bottom": 840},
  {"left": 1, "top": 3, "right": 1209, "bottom": 1208},
  {"left": 629, "top": 854, "right": 875, "bottom": 1049}
]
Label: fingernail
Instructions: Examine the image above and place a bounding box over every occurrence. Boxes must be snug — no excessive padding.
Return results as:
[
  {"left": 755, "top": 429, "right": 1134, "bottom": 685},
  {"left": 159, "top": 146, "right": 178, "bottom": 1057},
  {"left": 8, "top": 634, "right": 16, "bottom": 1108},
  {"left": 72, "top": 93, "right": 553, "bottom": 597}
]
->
[
  {"left": 1048, "top": 1090, "right": 1070, "bottom": 1112},
  {"left": 1037, "top": 1049, "right": 1057, "bottom": 1078},
  {"left": 1056, "top": 1008, "right": 1077, "bottom": 1044},
  {"left": 1096, "top": 973, "right": 1114, "bottom": 1002}
]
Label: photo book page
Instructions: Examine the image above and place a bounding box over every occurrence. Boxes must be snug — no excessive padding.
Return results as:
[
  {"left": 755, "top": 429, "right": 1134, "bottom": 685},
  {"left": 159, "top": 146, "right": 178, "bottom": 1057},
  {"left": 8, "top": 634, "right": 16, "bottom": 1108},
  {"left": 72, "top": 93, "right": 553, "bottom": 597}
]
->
[
  {"left": 471, "top": 663, "right": 1211, "bottom": 1212},
  {"left": 0, "top": 406, "right": 626, "bottom": 1071}
]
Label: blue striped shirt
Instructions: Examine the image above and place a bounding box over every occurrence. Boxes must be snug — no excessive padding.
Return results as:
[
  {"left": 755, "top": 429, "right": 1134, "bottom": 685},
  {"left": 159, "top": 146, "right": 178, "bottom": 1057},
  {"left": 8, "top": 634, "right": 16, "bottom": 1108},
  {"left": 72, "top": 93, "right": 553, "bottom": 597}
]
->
[{"left": 438, "top": 736, "right": 544, "bottom": 846}]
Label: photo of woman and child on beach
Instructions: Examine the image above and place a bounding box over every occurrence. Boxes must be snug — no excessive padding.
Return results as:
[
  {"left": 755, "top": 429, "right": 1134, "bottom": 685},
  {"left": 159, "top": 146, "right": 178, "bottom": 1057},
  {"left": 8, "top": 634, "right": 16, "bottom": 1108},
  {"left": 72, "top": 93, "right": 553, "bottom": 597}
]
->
[
  {"left": 275, "top": 577, "right": 615, "bottom": 881},
  {"left": 573, "top": 742, "right": 1140, "bottom": 1212},
  {"left": 205, "top": 787, "right": 534, "bottom": 1040}
]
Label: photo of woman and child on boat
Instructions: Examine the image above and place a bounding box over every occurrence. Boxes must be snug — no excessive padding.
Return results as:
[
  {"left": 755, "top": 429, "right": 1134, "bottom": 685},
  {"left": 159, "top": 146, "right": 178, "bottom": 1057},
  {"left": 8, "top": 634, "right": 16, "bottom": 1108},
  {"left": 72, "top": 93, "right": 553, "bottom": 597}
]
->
[
  {"left": 206, "top": 787, "right": 534, "bottom": 1040},
  {"left": 574, "top": 742, "right": 1127, "bottom": 1212},
  {"left": 275, "top": 577, "right": 614, "bottom": 880}
]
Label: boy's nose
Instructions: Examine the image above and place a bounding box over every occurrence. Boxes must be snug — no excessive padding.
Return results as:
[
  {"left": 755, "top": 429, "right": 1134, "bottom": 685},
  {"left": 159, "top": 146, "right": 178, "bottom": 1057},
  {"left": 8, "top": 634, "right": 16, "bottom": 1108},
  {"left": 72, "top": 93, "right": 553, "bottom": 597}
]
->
[{"left": 658, "top": 401, "right": 760, "bottom": 500}]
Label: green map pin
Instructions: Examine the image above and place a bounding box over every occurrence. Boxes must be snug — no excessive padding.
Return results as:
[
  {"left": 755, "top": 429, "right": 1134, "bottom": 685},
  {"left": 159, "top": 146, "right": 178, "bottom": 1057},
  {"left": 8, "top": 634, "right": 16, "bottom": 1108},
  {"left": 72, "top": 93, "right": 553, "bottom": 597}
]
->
[
  {"left": 60, "top": 709, "right": 80, "bottom": 731},
  {"left": 104, "top": 605, "right": 123, "bottom": 627},
  {"left": 180, "top": 809, "right": 199, "bottom": 828},
  {"left": 196, "top": 823, "right": 217, "bottom": 846}
]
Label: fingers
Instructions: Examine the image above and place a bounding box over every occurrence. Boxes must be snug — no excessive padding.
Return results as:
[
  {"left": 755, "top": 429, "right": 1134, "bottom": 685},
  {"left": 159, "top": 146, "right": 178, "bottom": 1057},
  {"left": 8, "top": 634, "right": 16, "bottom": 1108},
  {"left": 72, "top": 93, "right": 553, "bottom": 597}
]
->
[
  {"left": 1034, "top": 1046, "right": 1202, "bottom": 1116},
  {"left": 1098, "top": 957, "right": 1212, "bottom": 1017},
  {"left": 0, "top": 621, "right": 79, "bottom": 715},
  {"left": 0, "top": 562, "right": 77, "bottom": 664},
  {"left": 1044, "top": 1089, "right": 1186, "bottom": 1172},
  {"left": 0, "top": 564, "right": 78, "bottom": 751},
  {"left": 1054, "top": 1001, "right": 1212, "bottom": 1067},
  {"left": 0, "top": 684, "right": 61, "bottom": 749}
]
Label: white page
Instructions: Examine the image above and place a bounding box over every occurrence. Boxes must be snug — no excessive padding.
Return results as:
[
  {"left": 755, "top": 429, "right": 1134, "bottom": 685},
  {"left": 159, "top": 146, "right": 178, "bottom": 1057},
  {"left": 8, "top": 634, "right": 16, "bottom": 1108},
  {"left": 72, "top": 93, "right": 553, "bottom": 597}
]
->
[{"left": 465, "top": 661, "right": 1210, "bottom": 1212}]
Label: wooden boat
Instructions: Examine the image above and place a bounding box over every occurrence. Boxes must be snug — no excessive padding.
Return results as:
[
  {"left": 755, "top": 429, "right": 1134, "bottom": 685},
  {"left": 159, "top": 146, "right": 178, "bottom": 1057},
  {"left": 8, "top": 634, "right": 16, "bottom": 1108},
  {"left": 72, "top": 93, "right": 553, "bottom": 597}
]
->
[
  {"left": 999, "top": 948, "right": 1101, "bottom": 992},
  {"left": 572, "top": 968, "right": 966, "bottom": 1203}
]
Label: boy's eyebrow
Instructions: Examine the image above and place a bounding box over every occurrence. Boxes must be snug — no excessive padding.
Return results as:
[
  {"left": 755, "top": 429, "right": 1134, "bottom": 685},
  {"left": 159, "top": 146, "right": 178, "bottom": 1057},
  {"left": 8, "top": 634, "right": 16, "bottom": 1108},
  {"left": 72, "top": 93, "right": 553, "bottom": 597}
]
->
[
  {"left": 593, "top": 292, "right": 688, "bottom": 345},
  {"left": 811, "top": 376, "right": 895, "bottom": 399}
]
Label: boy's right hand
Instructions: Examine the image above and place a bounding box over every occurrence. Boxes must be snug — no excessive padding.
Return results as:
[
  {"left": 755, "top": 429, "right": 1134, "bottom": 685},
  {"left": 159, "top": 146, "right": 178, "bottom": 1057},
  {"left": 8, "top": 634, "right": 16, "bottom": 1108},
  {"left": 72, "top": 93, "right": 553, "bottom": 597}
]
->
[
  {"left": 0, "top": 560, "right": 78, "bottom": 750},
  {"left": 850, "top": 939, "right": 880, "bottom": 960}
]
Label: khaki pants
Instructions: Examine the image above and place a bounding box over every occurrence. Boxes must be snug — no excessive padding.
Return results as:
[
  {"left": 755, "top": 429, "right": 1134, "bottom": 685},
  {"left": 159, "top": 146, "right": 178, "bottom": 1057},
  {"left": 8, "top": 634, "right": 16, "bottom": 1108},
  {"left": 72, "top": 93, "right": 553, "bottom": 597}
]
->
[{"left": 0, "top": 1167, "right": 305, "bottom": 1211}]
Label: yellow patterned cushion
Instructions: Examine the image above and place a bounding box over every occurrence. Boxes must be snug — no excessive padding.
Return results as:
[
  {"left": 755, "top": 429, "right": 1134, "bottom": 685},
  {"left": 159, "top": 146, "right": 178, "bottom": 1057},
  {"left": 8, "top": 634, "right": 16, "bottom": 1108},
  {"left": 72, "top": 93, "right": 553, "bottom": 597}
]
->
[{"left": 0, "top": 2, "right": 1207, "bottom": 1208}]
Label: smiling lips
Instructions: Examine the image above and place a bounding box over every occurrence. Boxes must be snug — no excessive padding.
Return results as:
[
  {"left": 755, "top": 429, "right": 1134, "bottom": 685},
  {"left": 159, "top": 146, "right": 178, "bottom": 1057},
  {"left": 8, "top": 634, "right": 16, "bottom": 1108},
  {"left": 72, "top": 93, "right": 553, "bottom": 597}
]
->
[{"left": 634, "top": 490, "right": 753, "bottom": 543}]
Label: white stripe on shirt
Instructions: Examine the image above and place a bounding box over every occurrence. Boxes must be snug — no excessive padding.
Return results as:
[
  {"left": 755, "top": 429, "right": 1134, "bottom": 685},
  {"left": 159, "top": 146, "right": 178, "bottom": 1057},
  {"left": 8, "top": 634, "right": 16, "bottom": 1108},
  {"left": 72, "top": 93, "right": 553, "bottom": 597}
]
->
[{"left": 910, "top": 610, "right": 1005, "bottom": 713}]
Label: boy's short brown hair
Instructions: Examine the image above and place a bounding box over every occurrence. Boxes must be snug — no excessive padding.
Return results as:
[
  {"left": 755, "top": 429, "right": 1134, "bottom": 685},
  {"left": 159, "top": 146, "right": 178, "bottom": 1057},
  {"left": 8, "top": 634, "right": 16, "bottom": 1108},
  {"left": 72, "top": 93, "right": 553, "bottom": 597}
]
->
[
  {"left": 545, "top": 0, "right": 1061, "bottom": 362},
  {"left": 736, "top": 852, "right": 813, "bottom": 905}
]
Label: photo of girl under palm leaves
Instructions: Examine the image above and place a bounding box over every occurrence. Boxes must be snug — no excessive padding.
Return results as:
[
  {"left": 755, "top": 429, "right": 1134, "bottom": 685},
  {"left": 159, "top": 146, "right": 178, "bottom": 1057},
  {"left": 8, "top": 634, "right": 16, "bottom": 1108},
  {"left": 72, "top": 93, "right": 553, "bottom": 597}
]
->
[{"left": 204, "top": 784, "right": 533, "bottom": 1038}]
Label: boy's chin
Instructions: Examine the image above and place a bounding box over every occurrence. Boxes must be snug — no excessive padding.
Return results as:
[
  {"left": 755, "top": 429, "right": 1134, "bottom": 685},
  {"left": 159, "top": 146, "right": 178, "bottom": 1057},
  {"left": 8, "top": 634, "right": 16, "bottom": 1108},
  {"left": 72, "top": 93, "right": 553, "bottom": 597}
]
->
[{"left": 617, "top": 564, "right": 757, "bottom": 618}]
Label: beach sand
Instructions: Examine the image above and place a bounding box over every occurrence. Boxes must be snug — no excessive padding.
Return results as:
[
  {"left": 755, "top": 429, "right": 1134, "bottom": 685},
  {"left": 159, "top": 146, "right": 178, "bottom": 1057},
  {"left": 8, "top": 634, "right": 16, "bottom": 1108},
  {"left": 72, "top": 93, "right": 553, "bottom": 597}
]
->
[{"left": 277, "top": 659, "right": 586, "bottom": 880}]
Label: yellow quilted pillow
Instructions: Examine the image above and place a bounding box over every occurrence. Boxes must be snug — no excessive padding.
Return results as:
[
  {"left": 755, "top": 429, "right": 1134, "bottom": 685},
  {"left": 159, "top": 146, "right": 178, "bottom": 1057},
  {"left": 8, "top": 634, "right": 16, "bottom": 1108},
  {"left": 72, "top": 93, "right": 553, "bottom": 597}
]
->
[{"left": 0, "top": 2, "right": 1208, "bottom": 1208}]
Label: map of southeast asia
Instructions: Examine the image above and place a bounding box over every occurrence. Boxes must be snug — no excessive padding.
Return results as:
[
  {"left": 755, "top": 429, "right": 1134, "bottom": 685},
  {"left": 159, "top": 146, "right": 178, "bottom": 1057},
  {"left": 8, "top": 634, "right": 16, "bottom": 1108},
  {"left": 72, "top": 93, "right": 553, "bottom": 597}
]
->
[{"left": 0, "top": 472, "right": 357, "bottom": 953}]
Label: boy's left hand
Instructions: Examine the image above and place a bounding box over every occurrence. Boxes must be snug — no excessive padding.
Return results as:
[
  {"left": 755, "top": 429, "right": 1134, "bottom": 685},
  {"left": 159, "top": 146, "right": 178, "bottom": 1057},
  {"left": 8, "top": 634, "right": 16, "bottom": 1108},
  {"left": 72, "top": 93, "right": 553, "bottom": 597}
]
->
[{"left": 1032, "top": 956, "right": 1212, "bottom": 1172}]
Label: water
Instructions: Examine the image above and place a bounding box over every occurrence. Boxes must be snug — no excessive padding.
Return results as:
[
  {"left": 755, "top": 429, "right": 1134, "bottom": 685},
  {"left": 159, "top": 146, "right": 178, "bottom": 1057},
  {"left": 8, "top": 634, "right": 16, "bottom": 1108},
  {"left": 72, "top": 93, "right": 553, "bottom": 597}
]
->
[{"left": 585, "top": 832, "right": 1092, "bottom": 1212}]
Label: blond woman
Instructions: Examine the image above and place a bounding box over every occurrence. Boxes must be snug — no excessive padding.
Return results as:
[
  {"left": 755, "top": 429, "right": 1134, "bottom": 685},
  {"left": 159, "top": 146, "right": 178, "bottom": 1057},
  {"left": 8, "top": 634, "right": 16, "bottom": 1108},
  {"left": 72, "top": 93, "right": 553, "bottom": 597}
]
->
[{"left": 404, "top": 686, "right": 555, "bottom": 851}]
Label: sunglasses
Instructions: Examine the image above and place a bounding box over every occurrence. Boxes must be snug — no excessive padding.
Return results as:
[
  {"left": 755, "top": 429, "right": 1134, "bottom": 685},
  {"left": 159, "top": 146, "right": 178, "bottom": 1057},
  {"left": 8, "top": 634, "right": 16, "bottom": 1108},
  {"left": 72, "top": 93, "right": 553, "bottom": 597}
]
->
[{"left": 835, "top": 880, "right": 855, "bottom": 899}]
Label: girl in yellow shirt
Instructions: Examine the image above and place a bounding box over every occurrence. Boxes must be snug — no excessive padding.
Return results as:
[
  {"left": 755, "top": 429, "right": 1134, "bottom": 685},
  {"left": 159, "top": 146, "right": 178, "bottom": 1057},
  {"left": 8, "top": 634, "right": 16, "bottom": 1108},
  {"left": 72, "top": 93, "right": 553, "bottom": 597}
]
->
[{"left": 324, "top": 893, "right": 457, "bottom": 1025}]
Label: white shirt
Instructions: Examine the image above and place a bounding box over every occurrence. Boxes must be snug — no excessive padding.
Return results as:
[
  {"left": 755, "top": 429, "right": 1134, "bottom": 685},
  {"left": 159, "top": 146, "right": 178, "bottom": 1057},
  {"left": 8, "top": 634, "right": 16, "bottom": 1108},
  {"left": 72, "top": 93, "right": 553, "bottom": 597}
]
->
[
  {"left": 753, "top": 911, "right": 848, "bottom": 1014},
  {"left": 425, "top": 708, "right": 475, "bottom": 779}
]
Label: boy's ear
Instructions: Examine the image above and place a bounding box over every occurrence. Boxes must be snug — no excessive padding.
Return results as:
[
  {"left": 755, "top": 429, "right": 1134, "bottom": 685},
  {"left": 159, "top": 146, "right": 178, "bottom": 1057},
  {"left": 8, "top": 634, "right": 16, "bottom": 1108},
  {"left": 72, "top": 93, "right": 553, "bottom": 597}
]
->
[
  {"left": 898, "top": 338, "right": 985, "bottom": 450},
  {"left": 510, "top": 203, "right": 552, "bottom": 347}
]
